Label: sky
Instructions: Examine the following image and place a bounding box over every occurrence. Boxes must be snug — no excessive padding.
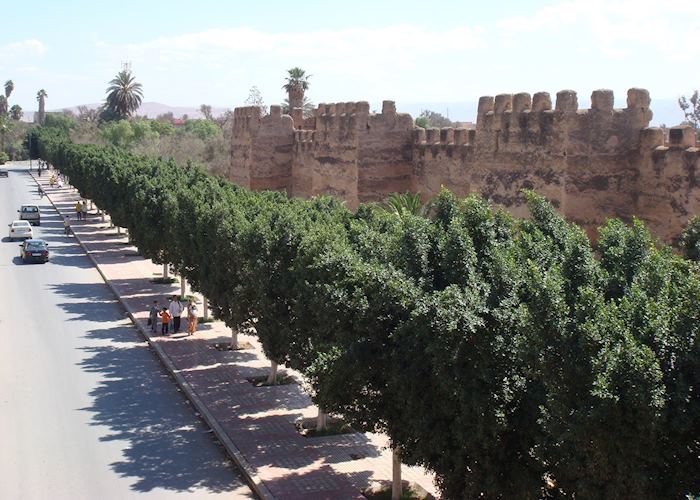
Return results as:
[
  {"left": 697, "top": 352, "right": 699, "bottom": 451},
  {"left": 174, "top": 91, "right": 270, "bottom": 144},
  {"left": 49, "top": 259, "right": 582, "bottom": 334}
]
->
[{"left": 1, "top": 0, "right": 698, "bottom": 123}]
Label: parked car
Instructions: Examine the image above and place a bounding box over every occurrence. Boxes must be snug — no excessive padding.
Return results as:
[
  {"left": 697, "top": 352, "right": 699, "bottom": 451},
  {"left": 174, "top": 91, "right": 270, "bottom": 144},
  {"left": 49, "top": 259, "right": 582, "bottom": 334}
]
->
[
  {"left": 8, "top": 220, "right": 33, "bottom": 241},
  {"left": 18, "top": 205, "right": 40, "bottom": 226},
  {"left": 0, "top": 168, "right": 8, "bottom": 177},
  {"left": 19, "top": 239, "right": 49, "bottom": 264}
]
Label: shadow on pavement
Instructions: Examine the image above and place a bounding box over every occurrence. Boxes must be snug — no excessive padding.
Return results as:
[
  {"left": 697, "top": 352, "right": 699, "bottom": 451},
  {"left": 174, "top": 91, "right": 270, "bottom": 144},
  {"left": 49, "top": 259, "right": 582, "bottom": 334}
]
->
[
  {"left": 46, "top": 278, "right": 246, "bottom": 494},
  {"left": 77, "top": 340, "right": 242, "bottom": 493}
]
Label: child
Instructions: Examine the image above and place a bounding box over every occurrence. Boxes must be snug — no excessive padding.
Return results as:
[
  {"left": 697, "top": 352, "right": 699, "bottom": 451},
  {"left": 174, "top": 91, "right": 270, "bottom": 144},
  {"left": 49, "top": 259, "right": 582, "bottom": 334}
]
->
[{"left": 159, "top": 307, "right": 172, "bottom": 335}]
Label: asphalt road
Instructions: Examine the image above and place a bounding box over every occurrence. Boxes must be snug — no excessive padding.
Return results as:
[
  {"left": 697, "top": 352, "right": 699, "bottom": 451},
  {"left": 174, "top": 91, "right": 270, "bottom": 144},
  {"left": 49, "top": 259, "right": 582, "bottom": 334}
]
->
[{"left": 0, "top": 163, "right": 254, "bottom": 499}]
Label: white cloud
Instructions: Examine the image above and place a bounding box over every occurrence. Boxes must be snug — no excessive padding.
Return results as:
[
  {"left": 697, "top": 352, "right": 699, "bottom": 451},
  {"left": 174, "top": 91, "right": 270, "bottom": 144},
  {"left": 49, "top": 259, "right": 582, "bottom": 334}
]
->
[
  {"left": 89, "top": 25, "right": 489, "bottom": 104},
  {"left": 0, "top": 38, "right": 46, "bottom": 57},
  {"left": 498, "top": 0, "right": 700, "bottom": 60},
  {"left": 96, "top": 25, "right": 487, "bottom": 72}
]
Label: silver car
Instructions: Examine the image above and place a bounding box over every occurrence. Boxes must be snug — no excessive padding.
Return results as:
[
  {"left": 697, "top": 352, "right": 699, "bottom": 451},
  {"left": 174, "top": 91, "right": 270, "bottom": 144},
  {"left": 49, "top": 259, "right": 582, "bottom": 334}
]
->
[{"left": 9, "top": 220, "right": 33, "bottom": 241}]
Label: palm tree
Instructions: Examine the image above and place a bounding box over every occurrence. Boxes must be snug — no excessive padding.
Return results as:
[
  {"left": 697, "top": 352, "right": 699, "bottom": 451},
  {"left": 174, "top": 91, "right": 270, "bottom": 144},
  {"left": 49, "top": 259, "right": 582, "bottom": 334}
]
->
[
  {"left": 104, "top": 69, "right": 143, "bottom": 120},
  {"left": 9, "top": 104, "right": 22, "bottom": 121},
  {"left": 4, "top": 80, "right": 14, "bottom": 99},
  {"left": 282, "top": 67, "right": 311, "bottom": 111},
  {"left": 281, "top": 96, "right": 315, "bottom": 118},
  {"left": 384, "top": 192, "right": 432, "bottom": 219},
  {"left": 36, "top": 89, "right": 47, "bottom": 125}
]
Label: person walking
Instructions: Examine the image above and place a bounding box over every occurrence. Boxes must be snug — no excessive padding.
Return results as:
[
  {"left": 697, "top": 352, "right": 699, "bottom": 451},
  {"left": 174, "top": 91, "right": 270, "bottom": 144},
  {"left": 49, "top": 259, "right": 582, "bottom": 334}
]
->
[
  {"left": 75, "top": 200, "right": 83, "bottom": 221},
  {"left": 168, "top": 295, "right": 185, "bottom": 333},
  {"left": 63, "top": 215, "right": 71, "bottom": 236},
  {"left": 148, "top": 300, "right": 159, "bottom": 334},
  {"left": 81, "top": 200, "right": 88, "bottom": 221},
  {"left": 159, "top": 307, "right": 171, "bottom": 335},
  {"left": 187, "top": 300, "right": 199, "bottom": 336}
]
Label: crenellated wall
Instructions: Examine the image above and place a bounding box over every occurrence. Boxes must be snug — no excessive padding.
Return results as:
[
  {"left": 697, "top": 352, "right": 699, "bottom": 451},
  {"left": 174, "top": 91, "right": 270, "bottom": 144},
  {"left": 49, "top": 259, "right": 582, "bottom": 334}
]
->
[{"left": 230, "top": 88, "right": 700, "bottom": 242}]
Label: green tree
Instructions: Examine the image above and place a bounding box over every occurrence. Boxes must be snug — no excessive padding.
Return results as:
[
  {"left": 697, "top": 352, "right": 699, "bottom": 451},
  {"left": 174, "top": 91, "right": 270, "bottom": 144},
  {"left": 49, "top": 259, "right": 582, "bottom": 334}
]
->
[
  {"left": 101, "top": 120, "right": 135, "bottom": 149},
  {"left": 149, "top": 119, "right": 175, "bottom": 136},
  {"left": 9, "top": 104, "right": 23, "bottom": 121},
  {"left": 281, "top": 96, "right": 315, "bottom": 118},
  {"left": 28, "top": 126, "right": 700, "bottom": 499},
  {"left": 415, "top": 109, "right": 454, "bottom": 128},
  {"left": 103, "top": 69, "right": 143, "bottom": 121},
  {"left": 182, "top": 119, "right": 221, "bottom": 140},
  {"left": 680, "top": 216, "right": 700, "bottom": 261},
  {"left": 244, "top": 86, "right": 267, "bottom": 114},
  {"left": 414, "top": 116, "right": 429, "bottom": 128},
  {"left": 383, "top": 192, "right": 431, "bottom": 219},
  {"left": 679, "top": 90, "right": 700, "bottom": 128},
  {"left": 282, "top": 67, "right": 311, "bottom": 112},
  {"left": 36, "top": 89, "right": 48, "bottom": 125},
  {"left": 199, "top": 104, "right": 213, "bottom": 121},
  {"left": 4, "top": 80, "right": 14, "bottom": 99}
]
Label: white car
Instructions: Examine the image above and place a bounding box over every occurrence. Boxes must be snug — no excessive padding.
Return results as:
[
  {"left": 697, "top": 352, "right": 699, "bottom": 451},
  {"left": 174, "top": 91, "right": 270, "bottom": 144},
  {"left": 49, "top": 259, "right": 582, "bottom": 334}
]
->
[{"left": 9, "top": 220, "right": 33, "bottom": 241}]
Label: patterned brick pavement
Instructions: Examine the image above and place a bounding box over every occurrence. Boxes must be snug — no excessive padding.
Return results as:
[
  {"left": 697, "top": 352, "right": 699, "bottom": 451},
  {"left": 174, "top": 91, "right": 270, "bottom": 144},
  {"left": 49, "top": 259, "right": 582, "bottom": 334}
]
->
[{"left": 33, "top": 170, "right": 438, "bottom": 500}]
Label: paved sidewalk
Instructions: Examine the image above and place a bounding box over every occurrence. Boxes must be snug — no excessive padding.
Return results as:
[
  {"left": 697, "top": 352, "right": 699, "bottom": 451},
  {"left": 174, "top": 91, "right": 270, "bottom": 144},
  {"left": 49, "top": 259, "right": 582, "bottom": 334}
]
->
[{"left": 33, "top": 171, "right": 438, "bottom": 500}]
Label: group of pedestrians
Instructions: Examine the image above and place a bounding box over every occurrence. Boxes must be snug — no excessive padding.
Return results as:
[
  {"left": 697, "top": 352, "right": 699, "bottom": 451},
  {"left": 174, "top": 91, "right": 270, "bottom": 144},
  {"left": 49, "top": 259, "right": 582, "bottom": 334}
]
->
[
  {"left": 74, "top": 200, "right": 89, "bottom": 221},
  {"left": 49, "top": 174, "right": 63, "bottom": 189},
  {"left": 148, "top": 295, "right": 199, "bottom": 336}
]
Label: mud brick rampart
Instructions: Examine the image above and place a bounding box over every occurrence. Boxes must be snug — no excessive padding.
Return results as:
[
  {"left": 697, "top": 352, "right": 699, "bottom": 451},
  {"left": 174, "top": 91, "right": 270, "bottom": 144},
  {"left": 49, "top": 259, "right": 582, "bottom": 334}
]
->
[{"left": 229, "top": 88, "right": 700, "bottom": 242}]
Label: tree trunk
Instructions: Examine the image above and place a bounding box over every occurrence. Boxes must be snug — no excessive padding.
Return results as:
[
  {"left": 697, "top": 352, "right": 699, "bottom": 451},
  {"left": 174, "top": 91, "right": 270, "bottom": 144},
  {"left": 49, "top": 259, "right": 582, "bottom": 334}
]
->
[
  {"left": 163, "top": 263, "right": 169, "bottom": 279},
  {"left": 180, "top": 276, "right": 187, "bottom": 298},
  {"left": 230, "top": 327, "right": 238, "bottom": 350},
  {"left": 392, "top": 447, "right": 402, "bottom": 500},
  {"left": 203, "top": 296, "right": 209, "bottom": 321},
  {"left": 316, "top": 409, "right": 328, "bottom": 432},
  {"left": 266, "top": 360, "right": 278, "bottom": 385},
  {"left": 288, "top": 87, "right": 304, "bottom": 112}
]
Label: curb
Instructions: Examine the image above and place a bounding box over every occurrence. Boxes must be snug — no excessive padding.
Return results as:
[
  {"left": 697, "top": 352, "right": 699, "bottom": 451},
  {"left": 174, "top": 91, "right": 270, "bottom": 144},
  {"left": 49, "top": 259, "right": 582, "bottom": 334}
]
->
[{"left": 30, "top": 171, "right": 276, "bottom": 500}]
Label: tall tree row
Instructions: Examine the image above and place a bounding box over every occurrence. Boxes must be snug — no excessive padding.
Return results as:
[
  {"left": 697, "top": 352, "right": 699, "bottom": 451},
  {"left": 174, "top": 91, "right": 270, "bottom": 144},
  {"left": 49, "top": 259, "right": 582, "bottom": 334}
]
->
[{"left": 32, "top": 125, "right": 700, "bottom": 500}]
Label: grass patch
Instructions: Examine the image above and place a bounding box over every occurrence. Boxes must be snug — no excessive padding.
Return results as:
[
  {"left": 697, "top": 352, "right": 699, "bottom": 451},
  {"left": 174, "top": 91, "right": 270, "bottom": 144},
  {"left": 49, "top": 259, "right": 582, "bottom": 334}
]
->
[
  {"left": 363, "top": 481, "right": 435, "bottom": 500},
  {"left": 246, "top": 373, "right": 295, "bottom": 387},
  {"left": 210, "top": 341, "right": 253, "bottom": 351},
  {"left": 150, "top": 277, "right": 178, "bottom": 284},
  {"left": 296, "top": 417, "right": 354, "bottom": 438}
]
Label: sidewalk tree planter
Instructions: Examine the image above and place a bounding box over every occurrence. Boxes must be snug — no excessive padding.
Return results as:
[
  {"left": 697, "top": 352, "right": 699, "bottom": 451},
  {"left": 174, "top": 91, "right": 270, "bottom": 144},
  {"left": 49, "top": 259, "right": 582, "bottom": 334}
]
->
[{"left": 33, "top": 126, "right": 700, "bottom": 500}]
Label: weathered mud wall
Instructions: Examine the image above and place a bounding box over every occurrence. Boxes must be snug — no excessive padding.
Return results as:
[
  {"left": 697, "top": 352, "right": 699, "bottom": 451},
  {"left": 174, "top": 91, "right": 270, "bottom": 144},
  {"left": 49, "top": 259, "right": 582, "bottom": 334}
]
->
[{"left": 231, "top": 88, "right": 700, "bottom": 242}]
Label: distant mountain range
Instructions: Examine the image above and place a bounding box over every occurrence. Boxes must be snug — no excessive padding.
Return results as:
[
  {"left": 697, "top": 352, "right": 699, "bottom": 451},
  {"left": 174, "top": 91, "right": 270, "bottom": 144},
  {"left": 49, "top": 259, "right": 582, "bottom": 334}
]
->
[{"left": 24, "top": 98, "right": 685, "bottom": 127}]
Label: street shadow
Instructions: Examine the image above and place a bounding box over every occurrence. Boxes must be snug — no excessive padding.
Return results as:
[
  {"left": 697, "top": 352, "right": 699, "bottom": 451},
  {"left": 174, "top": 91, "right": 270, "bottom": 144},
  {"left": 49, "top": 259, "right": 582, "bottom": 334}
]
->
[
  {"left": 77, "top": 340, "right": 243, "bottom": 493},
  {"left": 262, "top": 463, "right": 371, "bottom": 499},
  {"left": 45, "top": 278, "right": 247, "bottom": 494}
]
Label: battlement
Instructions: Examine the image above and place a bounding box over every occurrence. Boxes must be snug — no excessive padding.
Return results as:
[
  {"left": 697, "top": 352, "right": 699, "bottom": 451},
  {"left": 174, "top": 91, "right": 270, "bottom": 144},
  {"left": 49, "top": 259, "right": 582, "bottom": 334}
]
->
[
  {"left": 314, "top": 101, "right": 371, "bottom": 117},
  {"left": 413, "top": 127, "right": 476, "bottom": 148},
  {"left": 231, "top": 87, "right": 700, "bottom": 243},
  {"left": 476, "top": 88, "right": 651, "bottom": 132},
  {"left": 233, "top": 105, "right": 264, "bottom": 135}
]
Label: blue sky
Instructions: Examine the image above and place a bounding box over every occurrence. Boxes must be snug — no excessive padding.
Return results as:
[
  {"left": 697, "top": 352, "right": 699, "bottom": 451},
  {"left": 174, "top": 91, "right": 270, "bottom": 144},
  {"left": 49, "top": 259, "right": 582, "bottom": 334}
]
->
[{"left": 1, "top": 0, "right": 698, "bottom": 122}]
